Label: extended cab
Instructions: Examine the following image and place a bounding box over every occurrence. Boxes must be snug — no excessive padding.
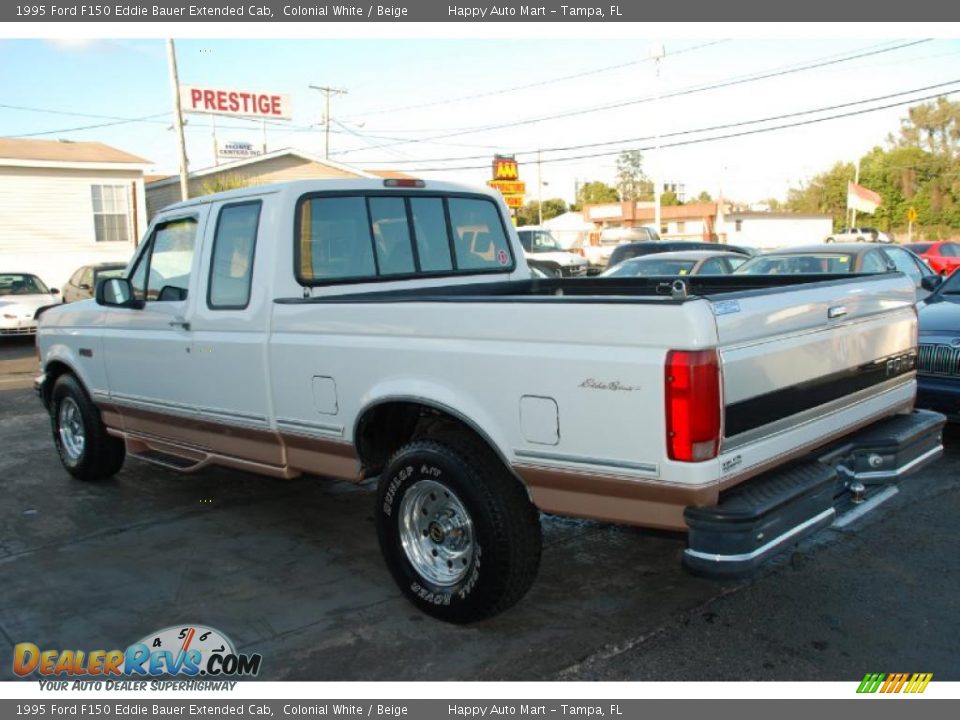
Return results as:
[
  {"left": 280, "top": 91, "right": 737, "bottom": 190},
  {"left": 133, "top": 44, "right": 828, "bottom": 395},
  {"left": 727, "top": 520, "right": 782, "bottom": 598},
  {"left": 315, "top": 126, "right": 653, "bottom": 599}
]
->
[{"left": 36, "top": 179, "right": 944, "bottom": 622}]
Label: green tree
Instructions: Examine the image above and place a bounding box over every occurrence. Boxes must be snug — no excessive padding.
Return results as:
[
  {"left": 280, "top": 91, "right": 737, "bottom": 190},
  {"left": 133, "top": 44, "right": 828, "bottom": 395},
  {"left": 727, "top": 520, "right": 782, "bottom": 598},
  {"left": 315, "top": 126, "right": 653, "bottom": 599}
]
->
[
  {"left": 695, "top": 190, "right": 713, "bottom": 203},
  {"left": 661, "top": 190, "right": 681, "bottom": 207},
  {"left": 786, "top": 161, "right": 855, "bottom": 230},
  {"left": 516, "top": 198, "right": 567, "bottom": 226},
  {"left": 572, "top": 181, "right": 619, "bottom": 210},
  {"left": 615, "top": 150, "right": 653, "bottom": 201}
]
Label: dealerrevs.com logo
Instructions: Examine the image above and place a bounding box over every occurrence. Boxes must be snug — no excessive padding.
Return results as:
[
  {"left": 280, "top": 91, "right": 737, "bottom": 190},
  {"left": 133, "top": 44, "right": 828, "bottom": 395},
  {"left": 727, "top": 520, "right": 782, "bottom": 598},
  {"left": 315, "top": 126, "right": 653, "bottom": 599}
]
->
[{"left": 13, "top": 625, "right": 261, "bottom": 681}]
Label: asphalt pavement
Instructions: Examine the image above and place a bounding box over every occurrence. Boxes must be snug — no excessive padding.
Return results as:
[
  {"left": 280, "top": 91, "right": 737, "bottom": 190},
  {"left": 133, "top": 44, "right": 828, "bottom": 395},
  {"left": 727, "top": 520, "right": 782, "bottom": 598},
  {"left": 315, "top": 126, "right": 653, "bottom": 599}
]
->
[{"left": 1, "top": 336, "right": 957, "bottom": 681}]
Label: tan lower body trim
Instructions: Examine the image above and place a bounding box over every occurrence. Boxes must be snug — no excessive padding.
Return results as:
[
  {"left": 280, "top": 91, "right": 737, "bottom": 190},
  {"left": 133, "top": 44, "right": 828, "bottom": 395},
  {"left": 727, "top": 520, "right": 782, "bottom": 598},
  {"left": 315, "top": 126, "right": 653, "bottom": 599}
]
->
[
  {"left": 515, "top": 465, "right": 716, "bottom": 531},
  {"left": 100, "top": 402, "right": 360, "bottom": 482}
]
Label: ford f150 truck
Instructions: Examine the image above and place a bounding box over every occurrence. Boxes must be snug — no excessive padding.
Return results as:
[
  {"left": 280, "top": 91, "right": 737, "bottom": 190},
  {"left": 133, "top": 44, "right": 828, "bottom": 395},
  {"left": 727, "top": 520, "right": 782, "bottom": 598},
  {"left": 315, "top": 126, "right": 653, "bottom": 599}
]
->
[{"left": 35, "top": 179, "right": 944, "bottom": 623}]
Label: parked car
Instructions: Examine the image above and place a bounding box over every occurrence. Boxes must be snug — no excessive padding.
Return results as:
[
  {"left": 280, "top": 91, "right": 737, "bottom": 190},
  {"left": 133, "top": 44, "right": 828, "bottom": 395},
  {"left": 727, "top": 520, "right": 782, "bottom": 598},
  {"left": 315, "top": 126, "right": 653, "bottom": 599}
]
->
[
  {"left": 62, "top": 262, "right": 128, "bottom": 303},
  {"left": 516, "top": 227, "right": 587, "bottom": 277},
  {"left": 734, "top": 243, "right": 941, "bottom": 301},
  {"left": 36, "top": 178, "right": 944, "bottom": 622},
  {"left": 600, "top": 250, "right": 748, "bottom": 278},
  {"left": 580, "top": 226, "right": 661, "bottom": 271},
  {"left": 916, "top": 269, "right": 960, "bottom": 421},
  {"left": 607, "top": 241, "right": 755, "bottom": 269},
  {"left": 0, "top": 273, "right": 59, "bottom": 335},
  {"left": 825, "top": 227, "right": 893, "bottom": 244},
  {"left": 902, "top": 241, "right": 960, "bottom": 276}
]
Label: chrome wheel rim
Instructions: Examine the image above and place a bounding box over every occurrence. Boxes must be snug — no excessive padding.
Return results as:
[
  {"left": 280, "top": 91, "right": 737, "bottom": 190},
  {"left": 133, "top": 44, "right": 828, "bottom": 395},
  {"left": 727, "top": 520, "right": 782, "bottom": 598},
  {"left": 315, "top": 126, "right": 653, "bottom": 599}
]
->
[
  {"left": 57, "top": 397, "right": 85, "bottom": 462},
  {"left": 399, "top": 479, "right": 474, "bottom": 587}
]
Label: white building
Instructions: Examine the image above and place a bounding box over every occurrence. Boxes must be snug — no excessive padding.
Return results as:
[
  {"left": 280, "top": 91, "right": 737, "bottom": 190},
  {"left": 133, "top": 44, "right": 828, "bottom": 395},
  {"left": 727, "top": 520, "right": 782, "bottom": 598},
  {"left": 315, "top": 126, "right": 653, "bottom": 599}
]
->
[
  {"left": 722, "top": 211, "right": 833, "bottom": 250},
  {"left": 0, "top": 138, "right": 150, "bottom": 288}
]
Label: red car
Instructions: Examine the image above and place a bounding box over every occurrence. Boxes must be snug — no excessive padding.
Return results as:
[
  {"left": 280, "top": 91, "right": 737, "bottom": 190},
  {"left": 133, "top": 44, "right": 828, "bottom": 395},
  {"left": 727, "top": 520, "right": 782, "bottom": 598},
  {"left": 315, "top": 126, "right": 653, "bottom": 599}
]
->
[{"left": 904, "top": 241, "right": 960, "bottom": 276}]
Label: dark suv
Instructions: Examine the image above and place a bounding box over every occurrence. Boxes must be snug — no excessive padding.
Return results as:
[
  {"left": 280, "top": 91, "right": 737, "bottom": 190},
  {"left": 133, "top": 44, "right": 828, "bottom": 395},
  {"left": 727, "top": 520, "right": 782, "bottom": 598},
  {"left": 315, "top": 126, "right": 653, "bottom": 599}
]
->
[{"left": 607, "top": 241, "right": 755, "bottom": 269}]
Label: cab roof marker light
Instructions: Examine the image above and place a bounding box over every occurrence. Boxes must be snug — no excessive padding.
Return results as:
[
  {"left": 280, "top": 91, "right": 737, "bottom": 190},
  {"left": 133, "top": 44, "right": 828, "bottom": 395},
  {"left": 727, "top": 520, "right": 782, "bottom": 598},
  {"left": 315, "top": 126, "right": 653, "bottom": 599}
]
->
[{"left": 383, "top": 179, "right": 425, "bottom": 188}]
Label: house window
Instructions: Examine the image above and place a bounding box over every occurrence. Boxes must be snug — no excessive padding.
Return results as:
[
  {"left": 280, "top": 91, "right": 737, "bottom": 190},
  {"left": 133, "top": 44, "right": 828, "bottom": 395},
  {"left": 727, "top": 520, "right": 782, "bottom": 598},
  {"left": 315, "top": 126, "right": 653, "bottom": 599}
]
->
[
  {"left": 676, "top": 221, "right": 686, "bottom": 234},
  {"left": 735, "top": 219, "right": 743, "bottom": 232},
  {"left": 91, "top": 184, "right": 131, "bottom": 243}
]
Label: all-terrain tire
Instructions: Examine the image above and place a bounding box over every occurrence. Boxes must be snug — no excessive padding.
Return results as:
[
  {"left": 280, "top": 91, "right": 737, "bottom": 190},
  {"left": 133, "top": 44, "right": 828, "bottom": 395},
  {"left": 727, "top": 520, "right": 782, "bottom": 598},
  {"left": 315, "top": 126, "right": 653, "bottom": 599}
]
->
[
  {"left": 50, "top": 374, "right": 125, "bottom": 481},
  {"left": 376, "top": 436, "right": 541, "bottom": 623}
]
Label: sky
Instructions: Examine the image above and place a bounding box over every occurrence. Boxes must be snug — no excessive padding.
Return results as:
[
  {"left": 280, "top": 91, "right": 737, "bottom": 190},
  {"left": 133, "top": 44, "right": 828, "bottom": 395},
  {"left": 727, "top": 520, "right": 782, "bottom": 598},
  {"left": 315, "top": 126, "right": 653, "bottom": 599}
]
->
[{"left": 2, "top": 36, "right": 959, "bottom": 205}]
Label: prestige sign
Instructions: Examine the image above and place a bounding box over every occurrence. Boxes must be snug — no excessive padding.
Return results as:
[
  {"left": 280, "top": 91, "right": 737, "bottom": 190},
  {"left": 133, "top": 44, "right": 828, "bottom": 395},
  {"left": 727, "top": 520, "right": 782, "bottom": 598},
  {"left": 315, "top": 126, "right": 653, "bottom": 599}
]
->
[{"left": 180, "top": 85, "right": 292, "bottom": 120}]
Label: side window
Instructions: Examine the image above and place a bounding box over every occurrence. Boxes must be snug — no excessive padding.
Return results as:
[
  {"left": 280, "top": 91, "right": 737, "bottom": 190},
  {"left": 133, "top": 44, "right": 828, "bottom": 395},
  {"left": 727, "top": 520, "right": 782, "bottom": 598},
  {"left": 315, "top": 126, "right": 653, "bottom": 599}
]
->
[
  {"left": 448, "top": 198, "right": 513, "bottom": 271},
  {"left": 128, "top": 218, "right": 198, "bottom": 301},
  {"left": 410, "top": 198, "right": 453, "bottom": 272},
  {"left": 80, "top": 268, "right": 94, "bottom": 288},
  {"left": 69, "top": 269, "right": 84, "bottom": 287},
  {"left": 369, "top": 197, "right": 415, "bottom": 276},
  {"left": 860, "top": 251, "right": 889, "bottom": 273},
  {"left": 883, "top": 247, "right": 923, "bottom": 285},
  {"left": 208, "top": 202, "right": 261, "bottom": 309},
  {"left": 298, "top": 196, "right": 376, "bottom": 281},
  {"left": 941, "top": 243, "right": 958, "bottom": 258}
]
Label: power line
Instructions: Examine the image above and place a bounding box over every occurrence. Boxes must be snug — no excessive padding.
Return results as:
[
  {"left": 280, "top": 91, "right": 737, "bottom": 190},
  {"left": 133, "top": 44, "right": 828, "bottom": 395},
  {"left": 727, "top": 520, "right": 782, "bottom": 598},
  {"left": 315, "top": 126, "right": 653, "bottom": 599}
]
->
[
  {"left": 389, "top": 88, "right": 960, "bottom": 173},
  {"left": 342, "top": 39, "right": 730, "bottom": 120},
  {"left": 331, "top": 40, "right": 932, "bottom": 155},
  {"left": 345, "top": 79, "right": 960, "bottom": 165},
  {"left": 4, "top": 112, "right": 171, "bottom": 138}
]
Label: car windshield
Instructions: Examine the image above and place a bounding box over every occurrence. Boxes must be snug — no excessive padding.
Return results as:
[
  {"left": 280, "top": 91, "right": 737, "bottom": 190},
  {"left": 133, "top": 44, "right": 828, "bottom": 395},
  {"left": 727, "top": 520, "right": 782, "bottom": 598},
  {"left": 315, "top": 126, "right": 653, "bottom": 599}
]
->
[
  {"left": 935, "top": 271, "right": 960, "bottom": 295},
  {"left": 604, "top": 258, "right": 698, "bottom": 277},
  {"left": 735, "top": 254, "right": 855, "bottom": 275},
  {"left": 521, "top": 231, "right": 563, "bottom": 253},
  {"left": 905, "top": 243, "right": 932, "bottom": 254},
  {"left": 0, "top": 273, "right": 49, "bottom": 296},
  {"left": 95, "top": 267, "right": 126, "bottom": 281}
]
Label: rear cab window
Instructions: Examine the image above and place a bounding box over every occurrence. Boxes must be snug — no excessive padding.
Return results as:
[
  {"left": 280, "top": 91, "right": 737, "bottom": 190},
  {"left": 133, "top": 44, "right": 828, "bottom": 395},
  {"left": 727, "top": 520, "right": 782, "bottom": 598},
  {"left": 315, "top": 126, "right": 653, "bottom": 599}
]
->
[{"left": 296, "top": 192, "right": 514, "bottom": 285}]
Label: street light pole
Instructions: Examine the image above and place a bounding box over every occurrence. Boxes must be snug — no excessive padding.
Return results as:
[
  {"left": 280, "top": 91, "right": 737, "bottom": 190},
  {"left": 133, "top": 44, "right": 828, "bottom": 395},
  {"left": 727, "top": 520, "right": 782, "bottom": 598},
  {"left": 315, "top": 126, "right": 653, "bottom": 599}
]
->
[
  {"left": 166, "top": 38, "right": 190, "bottom": 202},
  {"left": 309, "top": 85, "right": 348, "bottom": 159},
  {"left": 651, "top": 43, "right": 665, "bottom": 236}
]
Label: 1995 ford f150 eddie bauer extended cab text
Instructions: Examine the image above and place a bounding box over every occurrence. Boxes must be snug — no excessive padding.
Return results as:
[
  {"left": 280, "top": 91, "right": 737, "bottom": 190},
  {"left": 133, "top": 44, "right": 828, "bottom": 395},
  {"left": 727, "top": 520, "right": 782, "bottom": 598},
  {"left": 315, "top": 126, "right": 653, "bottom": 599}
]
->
[{"left": 35, "top": 179, "right": 945, "bottom": 622}]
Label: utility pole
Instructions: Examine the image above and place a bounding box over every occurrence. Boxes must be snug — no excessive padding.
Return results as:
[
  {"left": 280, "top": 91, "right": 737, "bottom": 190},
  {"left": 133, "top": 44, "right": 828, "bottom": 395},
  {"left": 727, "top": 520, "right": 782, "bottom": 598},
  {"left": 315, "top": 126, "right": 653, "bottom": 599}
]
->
[
  {"left": 537, "top": 149, "right": 543, "bottom": 225},
  {"left": 309, "top": 85, "right": 348, "bottom": 159},
  {"left": 166, "top": 39, "right": 190, "bottom": 202},
  {"left": 850, "top": 158, "right": 860, "bottom": 229},
  {"left": 651, "top": 43, "right": 665, "bottom": 236}
]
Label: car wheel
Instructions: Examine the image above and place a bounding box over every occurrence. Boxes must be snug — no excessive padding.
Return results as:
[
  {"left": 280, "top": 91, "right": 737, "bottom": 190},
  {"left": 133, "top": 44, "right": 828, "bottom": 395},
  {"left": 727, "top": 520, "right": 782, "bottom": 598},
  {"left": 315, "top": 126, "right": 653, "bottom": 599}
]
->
[
  {"left": 376, "top": 436, "right": 542, "bottom": 623},
  {"left": 51, "top": 374, "right": 125, "bottom": 481},
  {"left": 825, "top": 237, "right": 834, "bottom": 244}
]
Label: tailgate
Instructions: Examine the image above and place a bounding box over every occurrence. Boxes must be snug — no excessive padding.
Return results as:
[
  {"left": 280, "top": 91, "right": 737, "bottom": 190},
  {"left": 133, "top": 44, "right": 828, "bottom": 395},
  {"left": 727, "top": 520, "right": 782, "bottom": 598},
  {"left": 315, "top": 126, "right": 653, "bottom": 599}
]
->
[{"left": 711, "top": 274, "right": 918, "bottom": 451}]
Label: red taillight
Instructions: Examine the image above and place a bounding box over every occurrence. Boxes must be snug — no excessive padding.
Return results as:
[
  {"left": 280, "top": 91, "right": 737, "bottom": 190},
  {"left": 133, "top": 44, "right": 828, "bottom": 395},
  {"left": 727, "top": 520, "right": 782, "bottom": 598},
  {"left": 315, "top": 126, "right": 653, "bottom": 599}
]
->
[{"left": 665, "top": 349, "right": 721, "bottom": 462}]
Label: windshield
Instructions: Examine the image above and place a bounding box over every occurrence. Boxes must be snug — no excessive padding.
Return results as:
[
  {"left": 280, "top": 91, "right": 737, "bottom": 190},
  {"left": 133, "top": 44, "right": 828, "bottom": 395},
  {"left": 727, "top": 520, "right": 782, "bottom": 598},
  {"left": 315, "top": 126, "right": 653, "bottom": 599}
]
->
[
  {"left": 0, "top": 273, "right": 50, "bottom": 296},
  {"left": 935, "top": 271, "right": 960, "bottom": 295},
  {"left": 736, "top": 254, "right": 855, "bottom": 275},
  {"left": 604, "top": 258, "right": 697, "bottom": 277},
  {"left": 520, "top": 230, "right": 563, "bottom": 253}
]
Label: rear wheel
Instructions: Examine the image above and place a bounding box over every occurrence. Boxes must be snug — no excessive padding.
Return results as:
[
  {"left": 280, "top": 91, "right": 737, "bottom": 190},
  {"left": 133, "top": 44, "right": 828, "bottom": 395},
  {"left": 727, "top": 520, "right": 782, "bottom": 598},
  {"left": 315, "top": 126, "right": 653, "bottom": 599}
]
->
[
  {"left": 376, "top": 437, "right": 541, "bottom": 623},
  {"left": 51, "top": 374, "right": 125, "bottom": 481},
  {"left": 825, "top": 237, "right": 835, "bottom": 244}
]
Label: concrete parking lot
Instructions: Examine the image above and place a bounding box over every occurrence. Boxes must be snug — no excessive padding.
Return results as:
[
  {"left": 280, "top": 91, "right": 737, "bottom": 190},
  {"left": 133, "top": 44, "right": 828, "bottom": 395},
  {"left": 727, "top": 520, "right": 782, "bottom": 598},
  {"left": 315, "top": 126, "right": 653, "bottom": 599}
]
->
[{"left": 1, "top": 335, "right": 958, "bottom": 681}]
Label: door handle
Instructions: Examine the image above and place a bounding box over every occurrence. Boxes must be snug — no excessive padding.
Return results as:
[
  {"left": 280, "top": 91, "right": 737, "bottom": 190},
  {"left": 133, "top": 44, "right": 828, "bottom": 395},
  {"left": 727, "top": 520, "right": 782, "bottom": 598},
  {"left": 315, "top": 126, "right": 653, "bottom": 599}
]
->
[
  {"left": 169, "top": 318, "right": 191, "bottom": 331},
  {"left": 827, "top": 305, "right": 847, "bottom": 319}
]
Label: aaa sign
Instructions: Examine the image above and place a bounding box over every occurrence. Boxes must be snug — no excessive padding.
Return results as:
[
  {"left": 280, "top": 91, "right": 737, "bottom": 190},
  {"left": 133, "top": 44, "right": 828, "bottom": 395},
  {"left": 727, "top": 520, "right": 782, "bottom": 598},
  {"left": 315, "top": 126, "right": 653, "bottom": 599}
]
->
[{"left": 180, "top": 85, "right": 292, "bottom": 120}]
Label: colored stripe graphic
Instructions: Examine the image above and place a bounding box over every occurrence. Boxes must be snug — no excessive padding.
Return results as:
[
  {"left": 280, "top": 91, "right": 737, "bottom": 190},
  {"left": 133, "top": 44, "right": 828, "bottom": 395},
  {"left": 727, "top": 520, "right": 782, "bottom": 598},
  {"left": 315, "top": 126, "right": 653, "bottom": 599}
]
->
[{"left": 857, "top": 672, "right": 931, "bottom": 693}]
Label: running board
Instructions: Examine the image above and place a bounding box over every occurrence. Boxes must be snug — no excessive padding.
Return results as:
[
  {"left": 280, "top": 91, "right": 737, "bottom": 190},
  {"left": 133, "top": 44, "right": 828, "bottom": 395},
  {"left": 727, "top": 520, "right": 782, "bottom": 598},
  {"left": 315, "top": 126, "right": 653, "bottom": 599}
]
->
[{"left": 683, "top": 409, "right": 945, "bottom": 578}]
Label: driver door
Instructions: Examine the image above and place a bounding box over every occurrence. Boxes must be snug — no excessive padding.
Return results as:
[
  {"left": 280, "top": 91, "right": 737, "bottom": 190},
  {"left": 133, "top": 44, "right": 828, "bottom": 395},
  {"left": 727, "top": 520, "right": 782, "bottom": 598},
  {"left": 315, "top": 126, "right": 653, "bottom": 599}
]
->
[{"left": 101, "top": 210, "right": 208, "bottom": 436}]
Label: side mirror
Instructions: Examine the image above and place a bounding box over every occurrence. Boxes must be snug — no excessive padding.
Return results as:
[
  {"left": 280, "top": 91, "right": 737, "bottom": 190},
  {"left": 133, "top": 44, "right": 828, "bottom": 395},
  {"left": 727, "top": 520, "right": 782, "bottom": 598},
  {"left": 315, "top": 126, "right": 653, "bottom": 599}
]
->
[
  {"left": 96, "top": 277, "right": 143, "bottom": 309},
  {"left": 78, "top": 283, "right": 91, "bottom": 291},
  {"left": 921, "top": 275, "right": 943, "bottom": 292},
  {"left": 50, "top": 288, "right": 60, "bottom": 295}
]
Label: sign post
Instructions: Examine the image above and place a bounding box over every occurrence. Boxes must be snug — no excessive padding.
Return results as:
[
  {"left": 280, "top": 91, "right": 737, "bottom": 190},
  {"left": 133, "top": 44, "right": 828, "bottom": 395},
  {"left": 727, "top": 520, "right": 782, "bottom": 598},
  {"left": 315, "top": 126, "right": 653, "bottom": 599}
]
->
[{"left": 907, "top": 207, "right": 917, "bottom": 243}]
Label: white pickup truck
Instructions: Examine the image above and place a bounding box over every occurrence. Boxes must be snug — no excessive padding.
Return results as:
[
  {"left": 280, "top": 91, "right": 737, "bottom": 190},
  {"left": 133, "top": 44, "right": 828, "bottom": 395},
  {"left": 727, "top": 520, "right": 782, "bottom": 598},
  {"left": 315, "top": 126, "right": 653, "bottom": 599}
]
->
[{"left": 36, "top": 178, "right": 944, "bottom": 623}]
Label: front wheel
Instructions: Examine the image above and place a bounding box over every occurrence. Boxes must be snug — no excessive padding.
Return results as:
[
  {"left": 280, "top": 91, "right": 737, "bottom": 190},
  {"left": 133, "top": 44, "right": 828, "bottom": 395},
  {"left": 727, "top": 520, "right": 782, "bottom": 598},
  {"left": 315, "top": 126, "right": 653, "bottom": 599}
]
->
[
  {"left": 51, "top": 374, "right": 125, "bottom": 481},
  {"left": 376, "top": 437, "right": 541, "bottom": 623},
  {"left": 825, "top": 237, "right": 835, "bottom": 244}
]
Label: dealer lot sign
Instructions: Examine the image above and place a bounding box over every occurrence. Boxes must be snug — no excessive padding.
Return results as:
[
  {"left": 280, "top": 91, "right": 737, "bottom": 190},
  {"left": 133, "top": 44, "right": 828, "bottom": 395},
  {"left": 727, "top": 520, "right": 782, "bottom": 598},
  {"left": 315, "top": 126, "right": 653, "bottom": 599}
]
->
[{"left": 180, "top": 85, "right": 291, "bottom": 120}]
